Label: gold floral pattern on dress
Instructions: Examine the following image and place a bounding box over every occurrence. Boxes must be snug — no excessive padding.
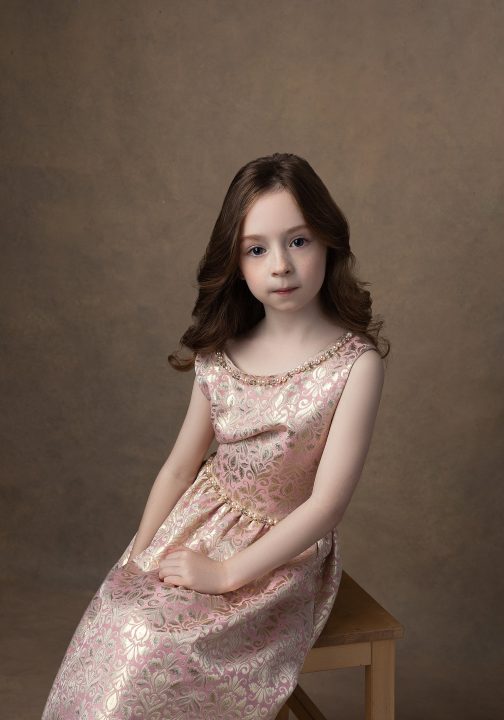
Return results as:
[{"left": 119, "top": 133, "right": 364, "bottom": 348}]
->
[
  {"left": 42, "top": 333, "right": 377, "bottom": 720},
  {"left": 203, "top": 452, "right": 279, "bottom": 526}
]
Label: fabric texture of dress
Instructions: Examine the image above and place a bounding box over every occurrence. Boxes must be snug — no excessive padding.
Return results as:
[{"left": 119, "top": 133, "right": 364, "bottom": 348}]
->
[{"left": 42, "top": 331, "right": 376, "bottom": 720}]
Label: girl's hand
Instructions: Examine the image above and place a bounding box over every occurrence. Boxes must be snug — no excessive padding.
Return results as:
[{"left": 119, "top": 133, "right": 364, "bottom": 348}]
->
[{"left": 158, "top": 545, "right": 229, "bottom": 595}]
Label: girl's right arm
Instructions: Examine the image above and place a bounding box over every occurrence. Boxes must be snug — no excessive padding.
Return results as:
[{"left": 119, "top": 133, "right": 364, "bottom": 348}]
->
[{"left": 127, "top": 377, "right": 214, "bottom": 561}]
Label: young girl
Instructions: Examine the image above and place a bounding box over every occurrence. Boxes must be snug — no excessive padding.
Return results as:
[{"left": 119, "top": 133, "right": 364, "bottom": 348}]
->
[{"left": 42, "top": 152, "right": 388, "bottom": 720}]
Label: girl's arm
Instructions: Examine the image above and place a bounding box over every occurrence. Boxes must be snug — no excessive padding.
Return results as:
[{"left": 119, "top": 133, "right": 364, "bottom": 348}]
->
[
  {"left": 128, "top": 378, "right": 215, "bottom": 560},
  {"left": 223, "top": 349, "right": 385, "bottom": 592}
]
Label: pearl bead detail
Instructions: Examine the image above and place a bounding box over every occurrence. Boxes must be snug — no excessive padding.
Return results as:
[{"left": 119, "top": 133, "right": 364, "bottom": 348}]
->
[{"left": 215, "top": 331, "right": 353, "bottom": 386}]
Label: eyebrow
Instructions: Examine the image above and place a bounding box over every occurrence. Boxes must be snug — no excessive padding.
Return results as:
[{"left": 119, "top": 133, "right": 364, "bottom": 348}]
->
[{"left": 240, "top": 224, "right": 310, "bottom": 242}]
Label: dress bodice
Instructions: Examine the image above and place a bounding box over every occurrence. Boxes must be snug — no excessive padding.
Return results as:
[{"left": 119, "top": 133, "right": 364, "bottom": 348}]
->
[{"left": 194, "top": 331, "right": 376, "bottom": 524}]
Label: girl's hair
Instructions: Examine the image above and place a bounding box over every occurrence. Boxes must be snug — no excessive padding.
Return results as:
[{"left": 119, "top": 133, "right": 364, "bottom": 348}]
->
[{"left": 168, "top": 152, "right": 390, "bottom": 370}]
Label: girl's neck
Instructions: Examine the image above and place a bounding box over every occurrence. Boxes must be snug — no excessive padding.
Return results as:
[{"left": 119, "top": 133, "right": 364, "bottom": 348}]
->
[
  {"left": 253, "top": 299, "right": 343, "bottom": 346},
  {"left": 226, "top": 307, "right": 348, "bottom": 378}
]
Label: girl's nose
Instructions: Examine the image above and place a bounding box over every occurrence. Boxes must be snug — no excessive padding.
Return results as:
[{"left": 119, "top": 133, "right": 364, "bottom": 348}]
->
[{"left": 271, "top": 250, "right": 292, "bottom": 276}]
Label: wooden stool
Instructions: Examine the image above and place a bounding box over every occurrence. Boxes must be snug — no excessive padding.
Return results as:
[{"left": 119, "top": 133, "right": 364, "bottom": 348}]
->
[{"left": 275, "top": 570, "right": 405, "bottom": 720}]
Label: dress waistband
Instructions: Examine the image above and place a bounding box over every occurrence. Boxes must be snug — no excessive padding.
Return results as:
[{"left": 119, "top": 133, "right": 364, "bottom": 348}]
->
[{"left": 202, "top": 453, "right": 279, "bottom": 527}]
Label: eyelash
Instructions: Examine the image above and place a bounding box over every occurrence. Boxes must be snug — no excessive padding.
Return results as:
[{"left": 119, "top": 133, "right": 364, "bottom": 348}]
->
[{"left": 245, "top": 236, "right": 310, "bottom": 256}]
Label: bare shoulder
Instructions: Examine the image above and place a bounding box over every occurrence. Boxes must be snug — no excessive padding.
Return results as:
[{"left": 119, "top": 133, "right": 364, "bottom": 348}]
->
[
  {"left": 348, "top": 345, "right": 385, "bottom": 388},
  {"left": 355, "top": 345, "right": 384, "bottom": 369}
]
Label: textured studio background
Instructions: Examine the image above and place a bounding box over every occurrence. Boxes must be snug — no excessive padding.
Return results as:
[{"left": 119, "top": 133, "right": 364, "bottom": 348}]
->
[{"left": 1, "top": 1, "right": 503, "bottom": 718}]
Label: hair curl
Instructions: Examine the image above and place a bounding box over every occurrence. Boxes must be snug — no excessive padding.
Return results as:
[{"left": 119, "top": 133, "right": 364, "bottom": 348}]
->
[{"left": 168, "top": 152, "right": 390, "bottom": 370}]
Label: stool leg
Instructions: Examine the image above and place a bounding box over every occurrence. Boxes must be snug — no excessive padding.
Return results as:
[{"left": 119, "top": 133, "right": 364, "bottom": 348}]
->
[
  {"left": 275, "top": 704, "right": 290, "bottom": 719},
  {"left": 365, "top": 639, "right": 395, "bottom": 720}
]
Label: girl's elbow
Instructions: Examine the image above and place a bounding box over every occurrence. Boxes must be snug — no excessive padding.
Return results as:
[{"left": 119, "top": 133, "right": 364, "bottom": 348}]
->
[{"left": 309, "top": 497, "right": 344, "bottom": 532}]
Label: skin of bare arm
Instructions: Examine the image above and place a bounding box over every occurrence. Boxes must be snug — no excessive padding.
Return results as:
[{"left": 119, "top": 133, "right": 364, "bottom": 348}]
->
[
  {"left": 158, "top": 348, "right": 385, "bottom": 594},
  {"left": 127, "top": 377, "right": 215, "bottom": 561}
]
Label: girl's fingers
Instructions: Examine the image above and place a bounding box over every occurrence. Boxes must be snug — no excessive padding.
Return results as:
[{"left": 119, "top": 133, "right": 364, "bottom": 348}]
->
[
  {"left": 163, "top": 576, "right": 181, "bottom": 585},
  {"left": 158, "top": 545, "right": 188, "bottom": 580},
  {"left": 158, "top": 554, "right": 182, "bottom": 580}
]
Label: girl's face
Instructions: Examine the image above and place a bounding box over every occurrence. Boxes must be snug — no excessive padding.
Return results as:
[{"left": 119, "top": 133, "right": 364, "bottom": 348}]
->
[{"left": 238, "top": 189, "right": 327, "bottom": 315}]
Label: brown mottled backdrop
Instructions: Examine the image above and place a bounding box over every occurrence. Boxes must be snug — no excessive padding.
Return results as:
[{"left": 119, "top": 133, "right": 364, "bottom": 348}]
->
[{"left": 1, "top": 1, "right": 503, "bottom": 718}]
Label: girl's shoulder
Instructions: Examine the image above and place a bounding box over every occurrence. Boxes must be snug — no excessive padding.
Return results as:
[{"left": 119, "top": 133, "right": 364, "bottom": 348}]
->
[
  {"left": 341, "top": 333, "right": 384, "bottom": 384},
  {"left": 343, "top": 332, "right": 380, "bottom": 362},
  {"left": 194, "top": 348, "right": 222, "bottom": 374},
  {"left": 345, "top": 331, "right": 378, "bottom": 353},
  {"left": 194, "top": 350, "right": 218, "bottom": 400}
]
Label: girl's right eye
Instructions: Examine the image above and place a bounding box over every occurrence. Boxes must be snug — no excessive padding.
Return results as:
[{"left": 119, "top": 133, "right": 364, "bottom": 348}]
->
[{"left": 246, "top": 246, "right": 265, "bottom": 256}]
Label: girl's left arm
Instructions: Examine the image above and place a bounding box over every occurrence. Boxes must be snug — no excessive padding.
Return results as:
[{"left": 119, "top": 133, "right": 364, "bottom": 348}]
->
[{"left": 223, "top": 348, "right": 385, "bottom": 592}]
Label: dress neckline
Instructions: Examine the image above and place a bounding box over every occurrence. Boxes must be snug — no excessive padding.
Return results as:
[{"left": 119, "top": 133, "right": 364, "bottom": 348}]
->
[{"left": 215, "top": 330, "right": 354, "bottom": 386}]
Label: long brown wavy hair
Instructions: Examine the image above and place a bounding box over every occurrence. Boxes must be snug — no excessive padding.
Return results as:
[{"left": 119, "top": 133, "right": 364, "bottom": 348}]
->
[{"left": 168, "top": 152, "right": 390, "bottom": 370}]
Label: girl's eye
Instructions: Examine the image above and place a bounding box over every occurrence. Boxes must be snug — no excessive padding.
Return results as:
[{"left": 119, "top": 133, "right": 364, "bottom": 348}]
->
[
  {"left": 247, "top": 246, "right": 265, "bottom": 256},
  {"left": 291, "top": 236, "right": 309, "bottom": 248}
]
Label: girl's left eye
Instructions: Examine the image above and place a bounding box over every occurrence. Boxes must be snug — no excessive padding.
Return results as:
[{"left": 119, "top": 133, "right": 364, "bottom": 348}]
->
[{"left": 291, "top": 236, "right": 309, "bottom": 247}]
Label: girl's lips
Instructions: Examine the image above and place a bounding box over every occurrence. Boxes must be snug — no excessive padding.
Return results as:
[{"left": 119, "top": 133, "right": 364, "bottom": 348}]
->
[{"left": 273, "top": 287, "right": 298, "bottom": 294}]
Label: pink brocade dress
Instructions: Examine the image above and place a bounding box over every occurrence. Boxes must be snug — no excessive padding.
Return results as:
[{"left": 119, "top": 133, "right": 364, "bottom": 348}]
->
[{"left": 42, "top": 331, "right": 376, "bottom": 720}]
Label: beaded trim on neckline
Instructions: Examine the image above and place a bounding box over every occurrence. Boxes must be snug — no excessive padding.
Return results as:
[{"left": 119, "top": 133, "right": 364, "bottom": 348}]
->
[{"left": 215, "top": 331, "right": 354, "bottom": 386}]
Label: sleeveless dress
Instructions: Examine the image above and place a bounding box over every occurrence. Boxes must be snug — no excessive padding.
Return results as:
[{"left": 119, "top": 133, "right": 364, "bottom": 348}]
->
[{"left": 42, "top": 331, "right": 376, "bottom": 720}]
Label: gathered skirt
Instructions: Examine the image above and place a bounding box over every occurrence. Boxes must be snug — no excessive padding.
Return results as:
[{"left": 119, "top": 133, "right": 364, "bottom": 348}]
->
[{"left": 42, "top": 456, "right": 342, "bottom": 720}]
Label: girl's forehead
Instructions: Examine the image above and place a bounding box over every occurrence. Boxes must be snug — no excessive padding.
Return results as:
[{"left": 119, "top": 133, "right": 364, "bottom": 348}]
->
[{"left": 241, "top": 190, "right": 306, "bottom": 238}]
